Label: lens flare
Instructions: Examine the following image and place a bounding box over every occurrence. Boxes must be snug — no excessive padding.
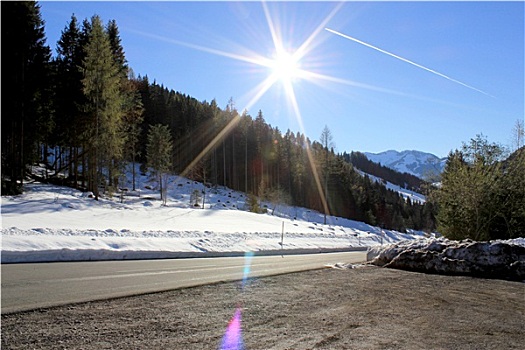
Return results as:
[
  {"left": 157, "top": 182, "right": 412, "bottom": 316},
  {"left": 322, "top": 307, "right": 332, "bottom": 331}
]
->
[
  {"left": 220, "top": 307, "right": 244, "bottom": 350},
  {"left": 242, "top": 251, "right": 254, "bottom": 289},
  {"left": 219, "top": 252, "right": 253, "bottom": 350}
]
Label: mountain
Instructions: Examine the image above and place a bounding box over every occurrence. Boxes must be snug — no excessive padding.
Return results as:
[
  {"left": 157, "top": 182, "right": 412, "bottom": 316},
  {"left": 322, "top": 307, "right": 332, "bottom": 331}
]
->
[{"left": 363, "top": 150, "right": 446, "bottom": 180}]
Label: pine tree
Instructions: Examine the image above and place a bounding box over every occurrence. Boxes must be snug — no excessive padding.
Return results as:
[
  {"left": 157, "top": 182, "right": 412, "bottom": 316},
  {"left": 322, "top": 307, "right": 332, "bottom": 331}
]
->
[
  {"left": 54, "top": 14, "right": 82, "bottom": 144},
  {"left": 106, "top": 19, "right": 132, "bottom": 190},
  {"left": 81, "top": 15, "right": 124, "bottom": 199},
  {"left": 146, "top": 124, "right": 173, "bottom": 204},
  {"left": 53, "top": 14, "right": 86, "bottom": 186},
  {"left": 122, "top": 72, "right": 144, "bottom": 191},
  {"left": 254, "top": 110, "right": 267, "bottom": 195},
  {"left": 105, "top": 19, "right": 143, "bottom": 190},
  {"left": 106, "top": 19, "right": 128, "bottom": 78},
  {"left": 1, "top": 1, "right": 53, "bottom": 194}
]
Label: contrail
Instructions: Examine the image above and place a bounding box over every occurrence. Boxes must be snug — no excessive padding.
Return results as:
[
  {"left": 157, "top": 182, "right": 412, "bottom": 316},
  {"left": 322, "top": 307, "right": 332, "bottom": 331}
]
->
[{"left": 325, "top": 28, "right": 494, "bottom": 98}]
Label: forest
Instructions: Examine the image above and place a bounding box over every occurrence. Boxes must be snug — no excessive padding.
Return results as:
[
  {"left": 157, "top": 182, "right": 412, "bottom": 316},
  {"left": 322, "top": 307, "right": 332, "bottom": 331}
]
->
[{"left": 9, "top": 2, "right": 524, "bottom": 238}]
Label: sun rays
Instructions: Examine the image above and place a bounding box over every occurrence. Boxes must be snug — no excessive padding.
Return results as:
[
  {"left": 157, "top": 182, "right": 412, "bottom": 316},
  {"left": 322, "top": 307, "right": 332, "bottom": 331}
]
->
[
  {"left": 134, "top": 2, "right": 462, "bottom": 220},
  {"left": 131, "top": 2, "right": 459, "bottom": 221},
  {"left": 169, "top": 2, "right": 350, "bottom": 218}
]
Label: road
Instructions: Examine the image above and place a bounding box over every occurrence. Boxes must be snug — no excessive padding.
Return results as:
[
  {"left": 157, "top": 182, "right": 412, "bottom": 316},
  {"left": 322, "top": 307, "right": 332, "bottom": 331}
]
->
[{"left": 1, "top": 251, "right": 366, "bottom": 314}]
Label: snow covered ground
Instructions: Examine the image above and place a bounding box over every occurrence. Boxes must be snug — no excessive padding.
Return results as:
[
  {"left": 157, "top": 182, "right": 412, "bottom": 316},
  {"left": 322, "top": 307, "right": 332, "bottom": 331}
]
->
[{"left": 1, "top": 166, "right": 430, "bottom": 263}]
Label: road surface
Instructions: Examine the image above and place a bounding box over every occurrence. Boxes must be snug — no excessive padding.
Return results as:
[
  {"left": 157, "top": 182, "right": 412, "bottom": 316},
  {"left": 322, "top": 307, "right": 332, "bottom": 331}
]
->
[{"left": 1, "top": 251, "right": 366, "bottom": 313}]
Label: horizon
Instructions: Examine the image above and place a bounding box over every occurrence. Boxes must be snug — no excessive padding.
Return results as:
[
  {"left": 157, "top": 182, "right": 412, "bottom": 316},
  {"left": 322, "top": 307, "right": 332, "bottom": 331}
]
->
[{"left": 39, "top": 1, "right": 524, "bottom": 158}]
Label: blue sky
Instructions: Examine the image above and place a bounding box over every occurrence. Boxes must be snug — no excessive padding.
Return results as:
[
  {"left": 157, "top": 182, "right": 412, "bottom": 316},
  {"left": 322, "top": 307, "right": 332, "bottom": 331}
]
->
[{"left": 40, "top": 1, "right": 524, "bottom": 158}]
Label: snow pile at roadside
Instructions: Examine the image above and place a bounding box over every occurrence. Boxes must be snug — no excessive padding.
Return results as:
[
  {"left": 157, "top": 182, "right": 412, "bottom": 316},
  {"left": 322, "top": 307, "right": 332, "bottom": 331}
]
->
[
  {"left": 1, "top": 178, "right": 429, "bottom": 263},
  {"left": 367, "top": 238, "right": 525, "bottom": 281}
]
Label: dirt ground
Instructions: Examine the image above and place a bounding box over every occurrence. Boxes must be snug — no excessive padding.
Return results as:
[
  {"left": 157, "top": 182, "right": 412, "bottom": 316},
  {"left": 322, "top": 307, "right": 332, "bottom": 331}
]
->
[{"left": 2, "top": 266, "right": 524, "bottom": 350}]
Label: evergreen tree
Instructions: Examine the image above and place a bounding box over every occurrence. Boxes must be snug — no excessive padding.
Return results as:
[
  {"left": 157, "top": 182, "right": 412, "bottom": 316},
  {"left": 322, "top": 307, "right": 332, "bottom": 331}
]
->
[
  {"left": 2, "top": 1, "right": 53, "bottom": 194},
  {"left": 81, "top": 15, "right": 124, "bottom": 199},
  {"left": 146, "top": 124, "right": 173, "bottom": 204},
  {"left": 54, "top": 14, "right": 82, "bottom": 144},
  {"left": 493, "top": 147, "right": 525, "bottom": 238},
  {"left": 106, "top": 19, "right": 128, "bottom": 77},
  {"left": 291, "top": 132, "right": 306, "bottom": 205},
  {"left": 122, "top": 72, "right": 144, "bottom": 191},
  {"left": 254, "top": 110, "right": 267, "bottom": 195},
  {"left": 105, "top": 18, "right": 132, "bottom": 190},
  {"left": 53, "top": 14, "right": 86, "bottom": 186},
  {"left": 435, "top": 135, "right": 506, "bottom": 240}
]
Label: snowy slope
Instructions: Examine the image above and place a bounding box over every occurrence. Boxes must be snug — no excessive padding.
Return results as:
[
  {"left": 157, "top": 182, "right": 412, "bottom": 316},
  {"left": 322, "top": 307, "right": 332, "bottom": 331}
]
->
[
  {"left": 1, "top": 165, "right": 431, "bottom": 263},
  {"left": 355, "top": 169, "right": 426, "bottom": 204},
  {"left": 364, "top": 150, "right": 446, "bottom": 179}
]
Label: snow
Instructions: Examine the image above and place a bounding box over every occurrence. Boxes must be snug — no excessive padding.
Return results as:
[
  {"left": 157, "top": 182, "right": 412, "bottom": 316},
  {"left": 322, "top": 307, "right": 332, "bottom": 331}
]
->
[
  {"left": 1, "top": 166, "right": 431, "bottom": 263},
  {"left": 364, "top": 150, "right": 446, "bottom": 179},
  {"left": 367, "top": 237, "right": 525, "bottom": 281}
]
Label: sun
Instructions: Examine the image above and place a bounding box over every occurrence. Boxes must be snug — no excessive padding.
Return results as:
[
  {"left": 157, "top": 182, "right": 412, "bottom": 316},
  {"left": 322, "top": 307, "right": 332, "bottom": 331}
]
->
[{"left": 270, "top": 50, "right": 301, "bottom": 82}]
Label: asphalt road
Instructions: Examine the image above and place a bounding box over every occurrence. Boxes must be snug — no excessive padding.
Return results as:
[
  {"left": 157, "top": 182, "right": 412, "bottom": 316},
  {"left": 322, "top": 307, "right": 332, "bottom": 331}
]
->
[{"left": 1, "top": 251, "right": 366, "bottom": 314}]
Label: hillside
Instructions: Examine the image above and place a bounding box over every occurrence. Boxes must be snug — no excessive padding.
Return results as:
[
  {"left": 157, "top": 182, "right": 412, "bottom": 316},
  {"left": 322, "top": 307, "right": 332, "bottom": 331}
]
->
[{"left": 1, "top": 164, "right": 430, "bottom": 263}]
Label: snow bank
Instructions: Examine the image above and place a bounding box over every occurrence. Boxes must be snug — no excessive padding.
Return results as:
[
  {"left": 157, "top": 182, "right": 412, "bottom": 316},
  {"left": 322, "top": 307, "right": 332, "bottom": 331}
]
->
[
  {"left": 1, "top": 226, "right": 369, "bottom": 263},
  {"left": 368, "top": 238, "right": 525, "bottom": 281}
]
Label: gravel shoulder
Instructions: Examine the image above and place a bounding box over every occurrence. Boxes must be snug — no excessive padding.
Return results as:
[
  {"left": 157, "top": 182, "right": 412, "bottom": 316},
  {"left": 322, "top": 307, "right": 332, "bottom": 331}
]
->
[{"left": 2, "top": 266, "right": 524, "bottom": 349}]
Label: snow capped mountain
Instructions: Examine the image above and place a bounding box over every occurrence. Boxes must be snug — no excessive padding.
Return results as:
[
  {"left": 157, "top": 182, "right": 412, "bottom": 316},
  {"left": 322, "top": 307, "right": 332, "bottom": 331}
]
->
[{"left": 363, "top": 150, "right": 446, "bottom": 179}]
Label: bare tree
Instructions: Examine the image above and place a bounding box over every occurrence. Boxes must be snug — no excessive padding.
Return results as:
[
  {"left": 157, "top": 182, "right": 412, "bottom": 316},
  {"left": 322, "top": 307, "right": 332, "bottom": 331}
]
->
[
  {"left": 511, "top": 119, "right": 524, "bottom": 152},
  {"left": 319, "top": 125, "right": 335, "bottom": 224}
]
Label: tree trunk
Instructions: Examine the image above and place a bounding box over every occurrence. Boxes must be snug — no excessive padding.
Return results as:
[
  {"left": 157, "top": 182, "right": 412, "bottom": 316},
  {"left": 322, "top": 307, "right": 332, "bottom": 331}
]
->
[
  {"left": 232, "top": 135, "right": 236, "bottom": 190},
  {"left": 74, "top": 147, "right": 79, "bottom": 189},
  {"left": 223, "top": 141, "right": 226, "bottom": 187},
  {"left": 81, "top": 146, "right": 86, "bottom": 190},
  {"left": 245, "top": 134, "right": 248, "bottom": 194},
  {"left": 132, "top": 147, "right": 136, "bottom": 191}
]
